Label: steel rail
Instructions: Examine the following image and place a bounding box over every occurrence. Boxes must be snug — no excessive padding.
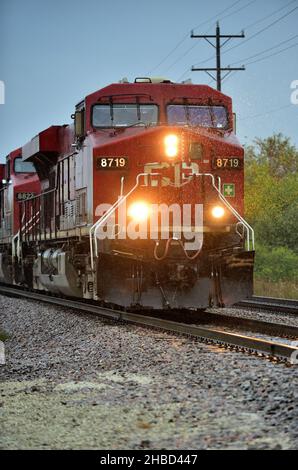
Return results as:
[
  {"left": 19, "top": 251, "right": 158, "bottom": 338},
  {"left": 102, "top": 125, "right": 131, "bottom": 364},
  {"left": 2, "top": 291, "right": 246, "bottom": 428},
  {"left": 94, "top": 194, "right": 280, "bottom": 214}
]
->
[
  {"left": 199, "top": 311, "right": 298, "bottom": 338},
  {"left": 236, "top": 296, "right": 298, "bottom": 315},
  {"left": 0, "top": 285, "right": 297, "bottom": 363}
]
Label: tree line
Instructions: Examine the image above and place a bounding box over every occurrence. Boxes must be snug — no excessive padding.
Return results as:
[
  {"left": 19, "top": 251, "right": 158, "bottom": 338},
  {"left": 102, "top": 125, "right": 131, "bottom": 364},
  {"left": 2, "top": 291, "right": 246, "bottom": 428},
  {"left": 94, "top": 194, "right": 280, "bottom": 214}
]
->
[{"left": 244, "top": 133, "right": 298, "bottom": 283}]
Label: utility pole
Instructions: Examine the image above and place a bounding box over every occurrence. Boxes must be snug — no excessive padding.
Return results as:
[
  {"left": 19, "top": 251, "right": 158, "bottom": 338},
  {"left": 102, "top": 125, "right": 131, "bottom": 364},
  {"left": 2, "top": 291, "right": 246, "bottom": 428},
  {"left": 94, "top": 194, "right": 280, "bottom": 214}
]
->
[{"left": 191, "top": 22, "right": 245, "bottom": 91}]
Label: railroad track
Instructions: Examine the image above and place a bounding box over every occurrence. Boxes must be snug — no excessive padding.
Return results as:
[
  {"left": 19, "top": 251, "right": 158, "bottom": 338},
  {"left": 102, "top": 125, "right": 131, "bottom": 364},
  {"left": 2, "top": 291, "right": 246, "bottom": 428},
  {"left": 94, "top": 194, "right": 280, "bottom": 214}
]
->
[
  {"left": 0, "top": 284, "right": 297, "bottom": 364},
  {"left": 236, "top": 296, "right": 298, "bottom": 315},
  {"left": 197, "top": 311, "right": 298, "bottom": 339}
]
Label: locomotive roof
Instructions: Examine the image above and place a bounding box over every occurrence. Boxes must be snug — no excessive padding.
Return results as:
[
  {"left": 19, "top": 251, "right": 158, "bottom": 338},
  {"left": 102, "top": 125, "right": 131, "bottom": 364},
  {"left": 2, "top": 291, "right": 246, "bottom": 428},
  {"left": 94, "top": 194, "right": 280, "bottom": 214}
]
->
[{"left": 84, "top": 82, "right": 232, "bottom": 107}]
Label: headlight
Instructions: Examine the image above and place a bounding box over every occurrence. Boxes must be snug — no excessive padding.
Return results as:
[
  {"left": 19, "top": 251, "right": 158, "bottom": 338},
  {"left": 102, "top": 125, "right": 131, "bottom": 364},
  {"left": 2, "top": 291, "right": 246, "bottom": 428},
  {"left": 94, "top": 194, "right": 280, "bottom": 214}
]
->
[
  {"left": 164, "top": 134, "right": 178, "bottom": 158},
  {"left": 211, "top": 206, "right": 225, "bottom": 219},
  {"left": 128, "top": 201, "right": 149, "bottom": 222}
]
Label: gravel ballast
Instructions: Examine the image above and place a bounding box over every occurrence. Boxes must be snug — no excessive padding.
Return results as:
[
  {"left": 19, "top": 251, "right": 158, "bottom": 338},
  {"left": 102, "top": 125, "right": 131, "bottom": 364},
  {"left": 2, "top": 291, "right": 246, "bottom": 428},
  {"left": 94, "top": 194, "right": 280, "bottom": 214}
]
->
[{"left": 0, "top": 294, "right": 297, "bottom": 450}]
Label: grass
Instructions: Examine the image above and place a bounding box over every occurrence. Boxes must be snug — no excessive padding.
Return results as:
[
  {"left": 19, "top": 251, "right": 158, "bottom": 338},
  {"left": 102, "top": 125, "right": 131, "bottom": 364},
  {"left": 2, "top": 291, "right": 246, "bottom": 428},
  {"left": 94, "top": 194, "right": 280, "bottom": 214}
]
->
[{"left": 254, "top": 278, "right": 298, "bottom": 300}]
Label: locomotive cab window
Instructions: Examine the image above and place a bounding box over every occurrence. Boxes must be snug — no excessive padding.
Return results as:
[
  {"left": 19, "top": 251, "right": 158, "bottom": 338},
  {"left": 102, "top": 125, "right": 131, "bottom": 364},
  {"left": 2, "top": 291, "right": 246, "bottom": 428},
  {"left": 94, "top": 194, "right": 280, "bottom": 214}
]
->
[
  {"left": 14, "top": 157, "right": 36, "bottom": 174},
  {"left": 167, "top": 104, "right": 228, "bottom": 129},
  {"left": 92, "top": 104, "right": 159, "bottom": 128}
]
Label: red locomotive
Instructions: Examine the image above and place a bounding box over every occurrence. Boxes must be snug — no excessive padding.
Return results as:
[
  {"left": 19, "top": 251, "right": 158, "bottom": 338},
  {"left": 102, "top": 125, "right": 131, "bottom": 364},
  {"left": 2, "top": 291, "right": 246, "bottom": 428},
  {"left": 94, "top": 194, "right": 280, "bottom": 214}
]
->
[
  {"left": 0, "top": 77, "right": 254, "bottom": 310},
  {"left": 0, "top": 148, "right": 40, "bottom": 284}
]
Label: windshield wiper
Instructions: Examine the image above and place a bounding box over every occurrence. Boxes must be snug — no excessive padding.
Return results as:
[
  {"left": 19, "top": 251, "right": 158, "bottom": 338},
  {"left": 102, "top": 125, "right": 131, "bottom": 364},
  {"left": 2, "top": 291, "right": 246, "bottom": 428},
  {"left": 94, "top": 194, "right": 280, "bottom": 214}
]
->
[
  {"left": 109, "top": 121, "right": 148, "bottom": 136},
  {"left": 207, "top": 99, "right": 216, "bottom": 127},
  {"left": 109, "top": 97, "right": 114, "bottom": 126},
  {"left": 127, "top": 121, "right": 147, "bottom": 128},
  {"left": 136, "top": 96, "right": 141, "bottom": 122},
  {"left": 183, "top": 98, "right": 190, "bottom": 125}
]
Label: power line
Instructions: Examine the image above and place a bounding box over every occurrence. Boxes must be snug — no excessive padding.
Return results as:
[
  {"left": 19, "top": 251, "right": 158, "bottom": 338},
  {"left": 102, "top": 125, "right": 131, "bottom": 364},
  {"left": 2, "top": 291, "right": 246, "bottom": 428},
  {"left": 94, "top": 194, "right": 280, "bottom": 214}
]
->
[
  {"left": 190, "top": 0, "right": 243, "bottom": 32},
  {"left": 164, "top": 43, "right": 198, "bottom": 74},
  {"left": 201, "top": 0, "right": 295, "bottom": 36},
  {"left": 164, "top": 0, "right": 257, "bottom": 74},
  {"left": 176, "top": 68, "right": 192, "bottom": 83},
  {"left": 191, "top": 23, "right": 245, "bottom": 91},
  {"left": 176, "top": 1, "right": 298, "bottom": 83},
  {"left": 204, "top": 40, "right": 298, "bottom": 85},
  {"left": 193, "top": 1, "right": 298, "bottom": 67},
  {"left": 193, "top": 37, "right": 298, "bottom": 88},
  {"left": 244, "top": 0, "right": 297, "bottom": 30},
  {"left": 239, "top": 104, "right": 293, "bottom": 121},
  {"left": 217, "top": 5, "right": 298, "bottom": 56},
  {"left": 193, "top": 0, "right": 257, "bottom": 35},
  {"left": 229, "top": 33, "right": 298, "bottom": 66},
  {"left": 147, "top": 34, "right": 190, "bottom": 75},
  {"left": 147, "top": 0, "right": 243, "bottom": 74},
  {"left": 245, "top": 41, "right": 298, "bottom": 66}
]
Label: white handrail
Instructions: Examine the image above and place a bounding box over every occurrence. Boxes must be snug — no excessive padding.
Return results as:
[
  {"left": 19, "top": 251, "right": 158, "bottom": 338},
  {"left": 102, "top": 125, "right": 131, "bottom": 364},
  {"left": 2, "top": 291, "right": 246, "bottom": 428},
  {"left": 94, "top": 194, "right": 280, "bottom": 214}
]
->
[
  {"left": 89, "top": 170, "right": 254, "bottom": 272},
  {"left": 195, "top": 173, "right": 255, "bottom": 251},
  {"left": 89, "top": 172, "right": 160, "bottom": 271}
]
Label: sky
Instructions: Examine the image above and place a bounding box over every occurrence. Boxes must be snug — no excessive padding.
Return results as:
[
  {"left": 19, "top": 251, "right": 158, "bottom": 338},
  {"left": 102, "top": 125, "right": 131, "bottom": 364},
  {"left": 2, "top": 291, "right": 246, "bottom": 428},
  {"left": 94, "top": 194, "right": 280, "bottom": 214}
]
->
[{"left": 0, "top": 0, "right": 297, "bottom": 161}]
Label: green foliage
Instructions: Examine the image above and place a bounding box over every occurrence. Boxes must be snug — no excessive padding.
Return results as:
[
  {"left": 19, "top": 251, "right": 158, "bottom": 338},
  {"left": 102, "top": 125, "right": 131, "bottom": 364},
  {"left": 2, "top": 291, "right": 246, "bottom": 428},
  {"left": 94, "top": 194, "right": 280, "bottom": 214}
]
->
[
  {"left": 245, "top": 133, "right": 298, "bottom": 254},
  {"left": 254, "top": 244, "right": 298, "bottom": 282},
  {"left": 245, "top": 133, "right": 298, "bottom": 177},
  {"left": 244, "top": 133, "right": 298, "bottom": 285}
]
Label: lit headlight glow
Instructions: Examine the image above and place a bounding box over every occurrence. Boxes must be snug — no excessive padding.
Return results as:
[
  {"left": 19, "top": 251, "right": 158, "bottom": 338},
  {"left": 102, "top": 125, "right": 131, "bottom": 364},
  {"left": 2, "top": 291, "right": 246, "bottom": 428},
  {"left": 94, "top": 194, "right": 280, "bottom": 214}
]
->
[
  {"left": 165, "top": 134, "right": 179, "bottom": 158},
  {"left": 211, "top": 206, "right": 225, "bottom": 219},
  {"left": 128, "top": 201, "right": 149, "bottom": 222}
]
